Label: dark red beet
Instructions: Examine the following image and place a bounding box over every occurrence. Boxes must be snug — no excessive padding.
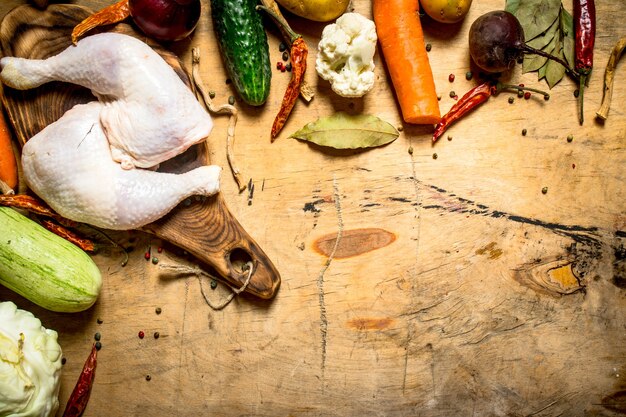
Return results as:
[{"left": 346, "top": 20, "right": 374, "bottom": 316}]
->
[
  {"left": 469, "top": 10, "right": 572, "bottom": 74},
  {"left": 469, "top": 11, "right": 524, "bottom": 73}
]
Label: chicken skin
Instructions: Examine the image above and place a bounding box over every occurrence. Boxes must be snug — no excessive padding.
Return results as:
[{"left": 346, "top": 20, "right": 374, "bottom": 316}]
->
[{"left": 1, "top": 32, "right": 212, "bottom": 170}]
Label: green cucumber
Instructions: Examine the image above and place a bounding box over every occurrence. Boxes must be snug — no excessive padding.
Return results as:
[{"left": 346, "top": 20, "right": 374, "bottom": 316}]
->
[
  {"left": 211, "top": 0, "right": 271, "bottom": 106},
  {"left": 0, "top": 207, "right": 102, "bottom": 313}
]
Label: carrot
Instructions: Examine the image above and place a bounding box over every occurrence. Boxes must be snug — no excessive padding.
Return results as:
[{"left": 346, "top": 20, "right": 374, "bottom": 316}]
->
[
  {"left": 373, "top": 0, "right": 441, "bottom": 124},
  {"left": 0, "top": 98, "right": 17, "bottom": 194}
]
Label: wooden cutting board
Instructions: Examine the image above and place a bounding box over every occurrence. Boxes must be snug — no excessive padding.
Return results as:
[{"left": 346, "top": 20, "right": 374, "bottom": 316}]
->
[
  {"left": 0, "top": 4, "right": 280, "bottom": 299},
  {"left": 1, "top": 0, "right": 625, "bottom": 416}
]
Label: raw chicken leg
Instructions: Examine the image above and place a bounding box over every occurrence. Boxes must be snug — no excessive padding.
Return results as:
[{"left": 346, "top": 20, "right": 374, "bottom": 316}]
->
[
  {"left": 0, "top": 32, "right": 212, "bottom": 170},
  {"left": 21, "top": 102, "right": 221, "bottom": 230}
]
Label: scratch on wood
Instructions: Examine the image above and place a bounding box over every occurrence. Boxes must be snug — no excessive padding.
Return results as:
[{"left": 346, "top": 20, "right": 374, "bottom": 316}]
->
[
  {"left": 316, "top": 175, "right": 343, "bottom": 392},
  {"left": 400, "top": 152, "right": 423, "bottom": 396},
  {"left": 408, "top": 154, "right": 422, "bottom": 265},
  {"left": 397, "top": 179, "right": 602, "bottom": 243},
  {"left": 176, "top": 278, "right": 190, "bottom": 406},
  {"left": 399, "top": 298, "right": 447, "bottom": 318},
  {"left": 527, "top": 398, "right": 559, "bottom": 415},
  {"left": 402, "top": 324, "right": 413, "bottom": 394},
  {"left": 463, "top": 322, "right": 526, "bottom": 346},
  {"left": 427, "top": 342, "right": 436, "bottom": 399},
  {"left": 388, "top": 196, "right": 412, "bottom": 203}
]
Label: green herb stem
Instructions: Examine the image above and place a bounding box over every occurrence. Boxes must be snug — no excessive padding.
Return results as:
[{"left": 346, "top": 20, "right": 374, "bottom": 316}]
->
[
  {"left": 497, "top": 83, "right": 550, "bottom": 98},
  {"left": 578, "top": 73, "right": 586, "bottom": 124},
  {"left": 256, "top": 4, "right": 300, "bottom": 44}
]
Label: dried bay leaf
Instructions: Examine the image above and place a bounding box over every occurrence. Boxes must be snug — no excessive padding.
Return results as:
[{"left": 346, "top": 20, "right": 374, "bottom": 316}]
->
[
  {"left": 559, "top": 5, "right": 573, "bottom": 37},
  {"left": 523, "top": 21, "right": 559, "bottom": 73},
  {"left": 524, "top": 53, "right": 548, "bottom": 74},
  {"left": 537, "top": 38, "right": 556, "bottom": 81},
  {"left": 289, "top": 112, "right": 399, "bottom": 150},
  {"left": 505, "top": 0, "right": 521, "bottom": 14},
  {"left": 527, "top": 16, "right": 559, "bottom": 50},
  {"left": 507, "top": 0, "right": 574, "bottom": 88},
  {"left": 514, "top": 0, "right": 560, "bottom": 41},
  {"left": 560, "top": 7, "right": 575, "bottom": 68},
  {"left": 538, "top": 59, "right": 548, "bottom": 80},
  {"left": 545, "top": 42, "right": 566, "bottom": 88},
  {"left": 563, "top": 35, "right": 575, "bottom": 69}
]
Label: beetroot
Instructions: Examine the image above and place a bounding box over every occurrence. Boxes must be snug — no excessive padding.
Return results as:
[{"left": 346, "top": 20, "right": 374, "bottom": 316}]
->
[{"left": 469, "top": 10, "right": 571, "bottom": 74}]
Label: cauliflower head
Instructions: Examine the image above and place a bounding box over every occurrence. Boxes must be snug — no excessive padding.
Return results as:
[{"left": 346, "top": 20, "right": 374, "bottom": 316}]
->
[
  {"left": 0, "top": 302, "right": 62, "bottom": 417},
  {"left": 316, "top": 13, "right": 378, "bottom": 97}
]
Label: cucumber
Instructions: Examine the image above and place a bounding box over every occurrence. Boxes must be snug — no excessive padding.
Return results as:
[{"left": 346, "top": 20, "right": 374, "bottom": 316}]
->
[
  {"left": 0, "top": 207, "right": 102, "bottom": 313},
  {"left": 211, "top": 0, "right": 271, "bottom": 106}
]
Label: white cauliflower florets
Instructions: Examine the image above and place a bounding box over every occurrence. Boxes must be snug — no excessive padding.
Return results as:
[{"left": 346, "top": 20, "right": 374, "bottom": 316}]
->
[{"left": 316, "top": 13, "right": 378, "bottom": 98}]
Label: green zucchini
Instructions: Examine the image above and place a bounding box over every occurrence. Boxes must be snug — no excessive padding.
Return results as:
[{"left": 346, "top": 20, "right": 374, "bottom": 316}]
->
[
  {"left": 211, "top": 0, "right": 271, "bottom": 106},
  {"left": 0, "top": 207, "right": 102, "bottom": 313}
]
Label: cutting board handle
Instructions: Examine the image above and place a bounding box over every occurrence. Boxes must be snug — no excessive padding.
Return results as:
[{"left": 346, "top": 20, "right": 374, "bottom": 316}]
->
[{"left": 143, "top": 194, "right": 280, "bottom": 299}]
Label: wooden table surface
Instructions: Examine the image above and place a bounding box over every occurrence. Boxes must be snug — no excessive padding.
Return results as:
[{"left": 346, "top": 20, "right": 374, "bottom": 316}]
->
[{"left": 1, "top": 0, "right": 625, "bottom": 416}]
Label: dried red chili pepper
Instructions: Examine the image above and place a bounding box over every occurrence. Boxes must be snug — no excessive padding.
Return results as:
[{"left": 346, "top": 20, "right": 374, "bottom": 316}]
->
[
  {"left": 574, "top": 0, "right": 596, "bottom": 125},
  {"left": 257, "top": 3, "right": 308, "bottom": 141},
  {"left": 433, "top": 82, "right": 550, "bottom": 143},
  {"left": 271, "top": 37, "right": 307, "bottom": 140},
  {"left": 62, "top": 344, "right": 98, "bottom": 417},
  {"left": 0, "top": 194, "right": 97, "bottom": 250},
  {"left": 433, "top": 82, "right": 494, "bottom": 143},
  {"left": 0, "top": 194, "right": 69, "bottom": 223},
  {"left": 71, "top": 0, "right": 130, "bottom": 45},
  {"left": 40, "top": 219, "right": 96, "bottom": 252}
]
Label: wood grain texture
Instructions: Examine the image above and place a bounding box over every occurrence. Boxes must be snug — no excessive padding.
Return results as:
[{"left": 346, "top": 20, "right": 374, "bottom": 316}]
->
[
  {"left": 0, "top": 4, "right": 280, "bottom": 298},
  {"left": 0, "top": 0, "right": 624, "bottom": 416}
]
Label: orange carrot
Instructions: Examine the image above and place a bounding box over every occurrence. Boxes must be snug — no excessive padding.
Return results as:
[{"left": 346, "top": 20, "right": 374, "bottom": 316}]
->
[
  {"left": 0, "top": 100, "right": 17, "bottom": 193},
  {"left": 373, "top": 0, "right": 441, "bottom": 124}
]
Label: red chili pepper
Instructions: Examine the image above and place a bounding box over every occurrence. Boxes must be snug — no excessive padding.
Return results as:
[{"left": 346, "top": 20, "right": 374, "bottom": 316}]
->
[
  {"left": 40, "top": 219, "right": 96, "bottom": 252},
  {"left": 62, "top": 344, "right": 98, "bottom": 417},
  {"left": 432, "top": 82, "right": 550, "bottom": 143},
  {"left": 574, "top": 0, "right": 596, "bottom": 124},
  {"left": 71, "top": 0, "right": 130, "bottom": 45},
  {"left": 0, "top": 194, "right": 96, "bottom": 250},
  {"left": 271, "top": 36, "right": 307, "bottom": 139},
  {"left": 257, "top": 4, "right": 308, "bottom": 141},
  {"left": 0, "top": 194, "right": 69, "bottom": 223},
  {"left": 432, "top": 82, "right": 494, "bottom": 143}
]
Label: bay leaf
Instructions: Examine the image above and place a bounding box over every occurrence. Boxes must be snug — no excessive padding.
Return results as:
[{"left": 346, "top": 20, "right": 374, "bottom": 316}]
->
[
  {"left": 538, "top": 60, "right": 548, "bottom": 80},
  {"left": 560, "top": 7, "right": 575, "bottom": 68},
  {"left": 535, "top": 44, "right": 553, "bottom": 81},
  {"left": 524, "top": 53, "right": 548, "bottom": 73},
  {"left": 505, "top": 0, "right": 521, "bottom": 14},
  {"left": 515, "top": 0, "right": 560, "bottom": 41},
  {"left": 289, "top": 112, "right": 399, "bottom": 150},
  {"left": 516, "top": 1, "right": 573, "bottom": 87},
  {"left": 526, "top": 15, "right": 559, "bottom": 50},
  {"left": 524, "top": 27, "right": 559, "bottom": 73},
  {"left": 563, "top": 35, "right": 575, "bottom": 69},
  {"left": 559, "top": 5, "right": 573, "bottom": 37},
  {"left": 545, "top": 42, "right": 566, "bottom": 88}
]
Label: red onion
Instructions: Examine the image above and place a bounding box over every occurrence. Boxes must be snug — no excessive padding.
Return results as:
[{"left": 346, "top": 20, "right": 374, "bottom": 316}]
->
[{"left": 129, "top": 0, "right": 201, "bottom": 42}]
